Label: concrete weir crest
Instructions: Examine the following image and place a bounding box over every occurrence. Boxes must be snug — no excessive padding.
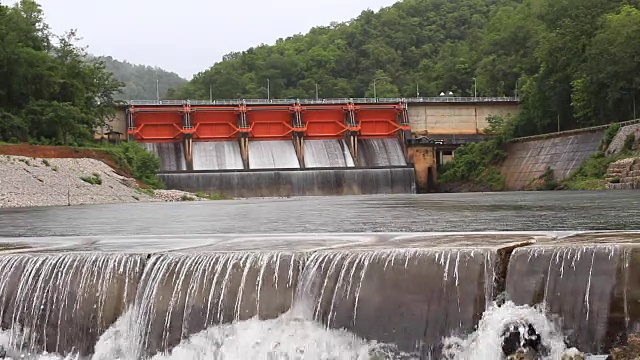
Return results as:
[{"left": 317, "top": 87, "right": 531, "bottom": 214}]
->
[{"left": 0, "top": 231, "right": 639, "bottom": 358}]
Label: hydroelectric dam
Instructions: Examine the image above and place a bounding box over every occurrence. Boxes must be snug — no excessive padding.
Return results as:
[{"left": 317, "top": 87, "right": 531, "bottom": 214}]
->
[{"left": 117, "top": 97, "right": 519, "bottom": 196}]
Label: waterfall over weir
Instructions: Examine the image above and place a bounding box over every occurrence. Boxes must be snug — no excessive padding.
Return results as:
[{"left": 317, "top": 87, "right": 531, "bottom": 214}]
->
[
  {"left": 160, "top": 167, "right": 416, "bottom": 197},
  {"left": 0, "top": 232, "right": 539, "bottom": 359},
  {"left": 2, "top": 232, "right": 639, "bottom": 359}
]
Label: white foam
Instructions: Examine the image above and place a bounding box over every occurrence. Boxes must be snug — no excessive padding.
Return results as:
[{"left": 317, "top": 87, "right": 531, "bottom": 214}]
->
[{"left": 442, "top": 301, "right": 567, "bottom": 360}]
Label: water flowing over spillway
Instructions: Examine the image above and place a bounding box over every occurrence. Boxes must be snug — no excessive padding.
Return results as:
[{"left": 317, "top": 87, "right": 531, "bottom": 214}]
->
[
  {"left": 248, "top": 141, "right": 300, "bottom": 169},
  {"left": 357, "top": 138, "right": 407, "bottom": 167},
  {"left": 192, "top": 141, "right": 244, "bottom": 170},
  {"left": 159, "top": 168, "right": 416, "bottom": 197},
  {"left": 2, "top": 232, "right": 637, "bottom": 359},
  {"left": 303, "top": 140, "right": 355, "bottom": 168},
  {"left": 141, "top": 143, "right": 186, "bottom": 171}
]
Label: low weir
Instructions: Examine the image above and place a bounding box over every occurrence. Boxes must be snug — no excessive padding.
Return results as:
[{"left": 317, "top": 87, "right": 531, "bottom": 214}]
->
[{"left": 1, "top": 232, "right": 639, "bottom": 359}]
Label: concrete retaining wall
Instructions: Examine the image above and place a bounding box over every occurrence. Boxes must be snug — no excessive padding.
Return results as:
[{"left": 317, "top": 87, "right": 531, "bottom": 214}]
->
[{"left": 500, "top": 131, "right": 604, "bottom": 190}]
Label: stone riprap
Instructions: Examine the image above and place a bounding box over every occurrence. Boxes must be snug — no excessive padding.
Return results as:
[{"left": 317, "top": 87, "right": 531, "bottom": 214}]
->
[
  {"left": 606, "top": 157, "right": 640, "bottom": 190},
  {"left": 0, "top": 155, "right": 201, "bottom": 208}
]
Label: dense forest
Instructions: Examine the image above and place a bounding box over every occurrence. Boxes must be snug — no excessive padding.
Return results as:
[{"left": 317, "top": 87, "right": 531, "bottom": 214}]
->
[
  {"left": 97, "top": 56, "right": 187, "bottom": 100},
  {"left": 0, "top": 0, "right": 122, "bottom": 145},
  {"left": 172, "top": 0, "right": 640, "bottom": 137}
]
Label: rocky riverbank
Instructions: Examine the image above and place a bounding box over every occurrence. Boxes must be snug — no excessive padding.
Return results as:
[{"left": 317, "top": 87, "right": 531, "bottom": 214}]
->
[{"left": 0, "top": 155, "right": 203, "bottom": 208}]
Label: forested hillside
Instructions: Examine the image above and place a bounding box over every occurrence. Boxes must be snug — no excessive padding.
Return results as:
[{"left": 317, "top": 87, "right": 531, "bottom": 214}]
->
[
  {"left": 0, "top": 0, "right": 122, "bottom": 145},
  {"left": 97, "top": 56, "right": 187, "bottom": 100},
  {"left": 173, "top": 0, "right": 640, "bottom": 137}
]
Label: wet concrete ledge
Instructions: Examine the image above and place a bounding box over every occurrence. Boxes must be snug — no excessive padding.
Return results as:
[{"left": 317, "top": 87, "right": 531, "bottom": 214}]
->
[
  {"left": 159, "top": 167, "right": 417, "bottom": 197},
  {"left": 1, "top": 232, "right": 640, "bottom": 357}
]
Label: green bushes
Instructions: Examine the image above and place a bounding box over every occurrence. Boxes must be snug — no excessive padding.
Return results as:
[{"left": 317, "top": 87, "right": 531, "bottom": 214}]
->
[
  {"left": 602, "top": 123, "right": 621, "bottom": 150},
  {"left": 105, "top": 142, "right": 163, "bottom": 189},
  {"left": 438, "top": 139, "right": 507, "bottom": 191},
  {"left": 80, "top": 173, "right": 102, "bottom": 185}
]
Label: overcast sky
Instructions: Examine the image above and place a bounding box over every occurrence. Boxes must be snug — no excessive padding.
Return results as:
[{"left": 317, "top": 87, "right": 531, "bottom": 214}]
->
[{"left": 24, "top": 0, "right": 397, "bottom": 79}]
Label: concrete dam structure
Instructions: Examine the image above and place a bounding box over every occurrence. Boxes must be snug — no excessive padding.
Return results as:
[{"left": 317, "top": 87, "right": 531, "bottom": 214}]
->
[
  {"left": 500, "top": 130, "right": 605, "bottom": 190},
  {"left": 0, "top": 231, "right": 638, "bottom": 358},
  {"left": 128, "top": 100, "right": 416, "bottom": 197}
]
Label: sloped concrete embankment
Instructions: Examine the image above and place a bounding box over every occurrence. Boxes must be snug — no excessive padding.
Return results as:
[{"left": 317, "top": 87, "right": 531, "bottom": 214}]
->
[{"left": 500, "top": 131, "right": 604, "bottom": 190}]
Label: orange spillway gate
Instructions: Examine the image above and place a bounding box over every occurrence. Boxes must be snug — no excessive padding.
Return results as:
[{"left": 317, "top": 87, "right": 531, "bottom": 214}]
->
[{"left": 127, "top": 102, "right": 410, "bottom": 142}]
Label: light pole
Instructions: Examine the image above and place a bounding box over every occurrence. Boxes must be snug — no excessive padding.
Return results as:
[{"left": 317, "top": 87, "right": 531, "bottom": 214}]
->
[
  {"left": 416, "top": 83, "right": 419, "bottom": 98},
  {"left": 373, "top": 79, "right": 377, "bottom": 99},
  {"left": 209, "top": 84, "right": 213, "bottom": 103},
  {"left": 156, "top": 79, "right": 160, "bottom": 102},
  {"left": 472, "top": 77, "right": 477, "bottom": 97},
  {"left": 267, "top": 79, "right": 270, "bottom": 100},
  {"left": 315, "top": 83, "right": 319, "bottom": 100}
]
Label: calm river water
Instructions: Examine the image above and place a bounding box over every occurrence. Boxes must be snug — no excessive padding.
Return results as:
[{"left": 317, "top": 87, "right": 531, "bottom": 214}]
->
[{"left": 0, "top": 190, "right": 638, "bottom": 238}]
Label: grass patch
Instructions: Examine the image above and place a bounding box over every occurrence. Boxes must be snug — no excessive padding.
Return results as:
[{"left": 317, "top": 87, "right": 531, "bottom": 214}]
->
[
  {"left": 562, "top": 150, "right": 637, "bottom": 190},
  {"left": 137, "top": 188, "right": 155, "bottom": 197},
  {"left": 80, "top": 173, "right": 102, "bottom": 185},
  {"left": 41, "top": 159, "right": 50, "bottom": 167},
  {"left": 195, "top": 191, "right": 229, "bottom": 200}
]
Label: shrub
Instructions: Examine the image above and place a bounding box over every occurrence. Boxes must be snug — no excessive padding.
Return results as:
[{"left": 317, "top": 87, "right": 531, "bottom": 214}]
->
[
  {"left": 623, "top": 134, "right": 636, "bottom": 152},
  {"left": 106, "top": 142, "right": 164, "bottom": 189},
  {"left": 602, "top": 123, "right": 621, "bottom": 150},
  {"left": 80, "top": 173, "right": 102, "bottom": 185},
  {"left": 439, "top": 139, "right": 507, "bottom": 190}
]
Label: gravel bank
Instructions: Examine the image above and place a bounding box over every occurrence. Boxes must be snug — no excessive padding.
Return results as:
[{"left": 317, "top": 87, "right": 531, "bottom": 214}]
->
[{"left": 0, "top": 155, "right": 200, "bottom": 208}]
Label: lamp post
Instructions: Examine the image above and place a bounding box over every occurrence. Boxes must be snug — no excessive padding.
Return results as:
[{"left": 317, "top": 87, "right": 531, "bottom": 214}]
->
[
  {"left": 156, "top": 79, "right": 160, "bottom": 103},
  {"left": 315, "top": 83, "right": 319, "bottom": 100},
  {"left": 472, "top": 77, "right": 477, "bottom": 98},
  {"left": 267, "top": 79, "right": 270, "bottom": 100},
  {"left": 373, "top": 79, "right": 377, "bottom": 99}
]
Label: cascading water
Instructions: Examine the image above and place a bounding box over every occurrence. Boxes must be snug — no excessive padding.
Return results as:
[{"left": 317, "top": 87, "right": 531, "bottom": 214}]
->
[
  {"left": 357, "top": 138, "right": 407, "bottom": 167},
  {"left": 303, "top": 140, "right": 355, "bottom": 168},
  {"left": 141, "top": 143, "right": 186, "bottom": 171},
  {"left": 248, "top": 141, "right": 300, "bottom": 169},
  {"left": 159, "top": 167, "right": 416, "bottom": 197},
  {"left": 2, "top": 233, "right": 634, "bottom": 359},
  {"left": 0, "top": 253, "right": 145, "bottom": 356},
  {"left": 506, "top": 244, "right": 632, "bottom": 353},
  {"left": 192, "top": 142, "right": 244, "bottom": 170}
]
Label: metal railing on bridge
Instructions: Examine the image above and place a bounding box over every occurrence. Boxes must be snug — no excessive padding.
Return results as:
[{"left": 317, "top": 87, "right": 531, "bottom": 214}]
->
[{"left": 126, "top": 97, "right": 518, "bottom": 106}]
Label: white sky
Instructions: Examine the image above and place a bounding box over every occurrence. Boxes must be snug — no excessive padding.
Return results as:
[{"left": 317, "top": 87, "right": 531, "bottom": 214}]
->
[{"left": 24, "top": 0, "right": 397, "bottom": 79}]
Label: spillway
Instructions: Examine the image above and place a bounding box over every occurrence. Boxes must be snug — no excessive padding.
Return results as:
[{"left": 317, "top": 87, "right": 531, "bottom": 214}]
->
[
  {"left": 142, "top": 137, "right": 415, "bottom": 197},
  {"left": 192, "top": 141, "right": 243, "bottom": 170},
  {"left": 303, "top": 140, "right": 355, "bottom": 168},
  {"left": 0, "top": 232, "right": 638, "bottom": 359},
  {"left": 141, "top": 142, "right": 186, "bottom": 171},
  {"left": 357, "top": 138, "right": 407, "bottom": 167},
  {"left": 248, "top": 141, "right": 300, "bottom": 169},
  {"left": 159, "top": 167, "right": 415, "bottom": 197}
]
